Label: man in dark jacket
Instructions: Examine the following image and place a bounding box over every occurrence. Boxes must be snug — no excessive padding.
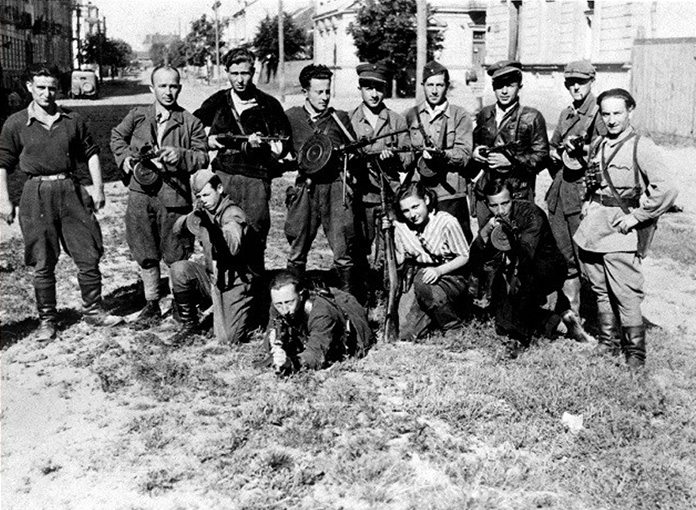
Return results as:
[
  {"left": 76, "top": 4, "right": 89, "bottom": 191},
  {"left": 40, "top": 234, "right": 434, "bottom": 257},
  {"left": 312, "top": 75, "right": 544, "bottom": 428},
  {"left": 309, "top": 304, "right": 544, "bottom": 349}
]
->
[
  {"left": 264, "top": 270, "right": 372, "bottom": 374},
  {"left": 469, "top": 179, "right": 589, "bottom": 356},
  {"left": 284, "top": 64, "right": 364, "bottom": 300},
  {"left": 470, "top": 60, "right": 549, "bottom": 227},
  {"left": 111, "top": 66, "right": 209, "bottom": 329},
  {"left": 546, "top": 60, "right": 606, "bottom": 315},
  {"left": 194, "top": 47, "right": 291, "bottom": 275}
]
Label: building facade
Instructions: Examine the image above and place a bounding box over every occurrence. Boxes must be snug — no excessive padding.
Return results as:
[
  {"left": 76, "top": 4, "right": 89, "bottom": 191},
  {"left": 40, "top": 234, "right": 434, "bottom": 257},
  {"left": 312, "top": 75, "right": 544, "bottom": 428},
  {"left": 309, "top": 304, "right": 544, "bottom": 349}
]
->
[{"left": 1, "top": 0, "right": 73, "bottom": 91}]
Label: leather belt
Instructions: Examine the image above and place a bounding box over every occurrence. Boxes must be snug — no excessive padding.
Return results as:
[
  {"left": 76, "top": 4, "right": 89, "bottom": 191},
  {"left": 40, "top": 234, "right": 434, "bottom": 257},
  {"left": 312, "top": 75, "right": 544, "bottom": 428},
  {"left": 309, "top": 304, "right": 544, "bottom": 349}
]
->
[
  {"left": 590, "top": 194, "right": 639, "bottom": 208},
  {"left": 29, "top": 173, "right": 71, "bottom": 181}
]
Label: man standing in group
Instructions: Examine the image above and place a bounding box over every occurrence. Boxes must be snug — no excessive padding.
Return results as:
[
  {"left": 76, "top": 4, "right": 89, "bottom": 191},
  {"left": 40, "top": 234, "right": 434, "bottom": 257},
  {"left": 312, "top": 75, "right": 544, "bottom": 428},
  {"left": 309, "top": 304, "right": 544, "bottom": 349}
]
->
[
  {"left": 0, "top": 63, "right": 120, "bottom": 341},
  {"left": 469, "top": 179, "right": 590, "bottom": 357},
  {"left": 574, "top": 89, "right": 677, "bottom": 369},
  {"left": 111, "top": 66, "right": 208, "bottom": 329},
  {"left": 194, "top": 47, "right": 291, "bottom": 275},
  {"left": 471, "top": 60, "right": 549, "bottom": 226},
  {"left": 167, "top": 170, "right": 254, "bottom": 345},
  {"left": 546, "top": 60, "right": 606, "bottom": 316},
  {"left": 284, "top": 64, "right": 364, "bottom": 300},
  {"left": 348, "top": 62, "right": 411, "bottom": 264},
  {"left": 404, "top": 61, "right": 474, "bottom": 242}
]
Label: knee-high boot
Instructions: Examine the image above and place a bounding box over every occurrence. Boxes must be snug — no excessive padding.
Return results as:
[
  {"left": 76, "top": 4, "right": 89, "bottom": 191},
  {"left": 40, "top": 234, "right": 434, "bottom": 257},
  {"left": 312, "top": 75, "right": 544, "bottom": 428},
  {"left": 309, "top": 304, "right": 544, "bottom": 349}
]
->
[
  {"left": 622, "top": 324, "right": 646, "bottom": 369},
  {"left": 35, "top": 286, "right": 58, "bottom": 342},
  {"left": 166, "top": 290, "right": 200, "bottom": 346},
  {"left": 595, "top": 312, "right": 621, "bottom": 356}
]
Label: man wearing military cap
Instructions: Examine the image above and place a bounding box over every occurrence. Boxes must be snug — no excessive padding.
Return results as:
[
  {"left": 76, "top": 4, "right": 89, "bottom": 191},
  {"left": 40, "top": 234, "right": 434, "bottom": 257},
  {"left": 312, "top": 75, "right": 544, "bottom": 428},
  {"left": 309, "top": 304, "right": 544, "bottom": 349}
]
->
[
  {"left": 470, "top": 59, "right": 549, "bottom": 228},
  {"left": 403, "top": 60, "right": 474, "bottom": 241},
  {"left": 546, "top": 60, "right": 606, "bottom": 316},
  {"left": 167, "top": 169, "right": 254, "bottom": 345},
  {"left": 349, "top": 62, "right": 412, "bottom": 266}
]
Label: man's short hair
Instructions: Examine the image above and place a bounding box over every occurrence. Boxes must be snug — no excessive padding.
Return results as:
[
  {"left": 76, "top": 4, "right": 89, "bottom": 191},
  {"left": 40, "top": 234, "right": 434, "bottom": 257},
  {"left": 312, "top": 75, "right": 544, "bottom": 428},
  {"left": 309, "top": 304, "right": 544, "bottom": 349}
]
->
[
  {"left": 483, "top": 178, "right": 513, "bottom": 199},
  {"left": 151, "top": 65, "right": 181, "bottom": 84},
  {"left": 269, "top": 269, "right": 306, "bottom": 295},
  {"left": 24, "top": 63, "right": 60, "bottom": 83},
  {"left": 224, "top": 47, "right": 256, "bottom": 69},
  {"left": 299, "top": 64, "right": 333, "bottom": 89},
  {"left": 597, "top": 88, "right": 636, "bottom": 110}
]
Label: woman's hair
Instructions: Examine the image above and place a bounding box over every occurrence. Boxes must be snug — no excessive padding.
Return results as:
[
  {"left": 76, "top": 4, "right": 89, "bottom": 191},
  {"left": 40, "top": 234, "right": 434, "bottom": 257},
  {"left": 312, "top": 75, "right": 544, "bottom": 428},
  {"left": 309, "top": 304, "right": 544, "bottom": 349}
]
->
[
  {"left": 597, "top": 88, "right": 636, "bottom": 110},
  {"left": 393, "top": 182, "right": 438, "bottom": 223}
]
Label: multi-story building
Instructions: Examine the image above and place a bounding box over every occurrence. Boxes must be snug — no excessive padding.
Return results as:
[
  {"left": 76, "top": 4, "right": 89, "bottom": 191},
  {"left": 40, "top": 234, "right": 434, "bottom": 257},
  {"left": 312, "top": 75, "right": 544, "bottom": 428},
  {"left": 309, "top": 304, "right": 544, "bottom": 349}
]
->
[{"left": 1, "top": 0, "right": 73, "bottom": 92}]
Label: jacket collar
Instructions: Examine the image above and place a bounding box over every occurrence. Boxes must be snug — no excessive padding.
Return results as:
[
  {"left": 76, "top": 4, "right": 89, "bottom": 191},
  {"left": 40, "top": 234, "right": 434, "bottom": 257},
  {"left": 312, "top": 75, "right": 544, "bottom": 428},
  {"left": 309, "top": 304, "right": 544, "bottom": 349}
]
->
[{"left": 26, "top": 102, "right": 71, "bottom": 126}]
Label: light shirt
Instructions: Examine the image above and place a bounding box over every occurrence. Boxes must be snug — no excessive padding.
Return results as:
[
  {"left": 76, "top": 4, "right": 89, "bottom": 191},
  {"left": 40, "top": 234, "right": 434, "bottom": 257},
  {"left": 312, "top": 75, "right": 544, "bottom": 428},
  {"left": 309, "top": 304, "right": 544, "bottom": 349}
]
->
[
  {"left": 495, "top": 101, "right": 518, "bottom": 127},
  {"left": 26, "top": 102, "right": 62, "bottom": 129},
  {"left": 394, "top": 210, "right": 469, "bottom": 265},
  {"left": 154, "top": 103, "right": 172, "bottom": 147},
  {"left": 304, "top": 102, "right": 324, "bottom": 122},
  {"left": 360, "top": 103, "right": 381, "bottom": 130},
  {"left": 231, "top": 89, "right": 258, "bottom": 115}
]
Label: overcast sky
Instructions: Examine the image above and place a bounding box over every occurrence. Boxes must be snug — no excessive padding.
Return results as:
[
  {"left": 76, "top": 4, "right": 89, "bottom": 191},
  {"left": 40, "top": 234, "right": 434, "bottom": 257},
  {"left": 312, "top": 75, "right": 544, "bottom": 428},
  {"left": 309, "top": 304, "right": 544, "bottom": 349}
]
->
[{"left": 97, "top": 0, "right": 309, "bottom": 51}]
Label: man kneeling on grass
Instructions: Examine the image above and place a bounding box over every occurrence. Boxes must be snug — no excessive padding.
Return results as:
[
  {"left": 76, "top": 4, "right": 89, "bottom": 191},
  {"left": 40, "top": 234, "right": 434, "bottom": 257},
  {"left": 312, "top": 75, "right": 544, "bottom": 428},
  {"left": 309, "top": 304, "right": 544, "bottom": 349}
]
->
[
  {"left": 262, "top": 270, "right": 373, "bottom": 375},
  {"left": 468, "top": 179, "right": 591, "bottom": 357},
  {"left": 167, "top": 170, "right": 254, "bottom": 345}
]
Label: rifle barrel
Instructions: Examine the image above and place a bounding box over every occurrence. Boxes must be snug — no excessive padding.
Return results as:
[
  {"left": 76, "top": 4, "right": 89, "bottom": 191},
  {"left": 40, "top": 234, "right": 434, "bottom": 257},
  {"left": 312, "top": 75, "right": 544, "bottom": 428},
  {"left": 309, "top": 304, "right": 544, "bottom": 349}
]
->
[{"left": 338, "top": 127, "right": 410, "bottom": 152}]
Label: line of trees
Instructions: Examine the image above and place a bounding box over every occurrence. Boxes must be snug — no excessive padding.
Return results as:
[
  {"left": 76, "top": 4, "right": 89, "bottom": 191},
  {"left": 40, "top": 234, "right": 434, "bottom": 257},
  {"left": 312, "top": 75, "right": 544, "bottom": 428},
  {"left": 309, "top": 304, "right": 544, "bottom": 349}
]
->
[{"left": 82, "top": 33, "right": 135, "bottom": 77}]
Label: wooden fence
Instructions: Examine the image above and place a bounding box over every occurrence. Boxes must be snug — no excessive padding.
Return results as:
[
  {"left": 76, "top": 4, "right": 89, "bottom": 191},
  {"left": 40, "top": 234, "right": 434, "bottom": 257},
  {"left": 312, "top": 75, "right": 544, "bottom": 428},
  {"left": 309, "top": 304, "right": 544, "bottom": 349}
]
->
[{"left": 632, "top": 38, "right": 696, "bottom": 143}]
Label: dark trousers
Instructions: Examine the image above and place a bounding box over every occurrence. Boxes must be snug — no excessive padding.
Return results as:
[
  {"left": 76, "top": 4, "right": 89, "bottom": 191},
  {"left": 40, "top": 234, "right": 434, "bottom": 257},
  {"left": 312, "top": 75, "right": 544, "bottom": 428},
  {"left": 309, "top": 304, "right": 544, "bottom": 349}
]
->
[
  {"left": 18, "top": 178, "right": 102, "bottom": 292},
  {"left": 285, "top": 180, "right": 361, "bottom": 271},
  {"left": 548, "top": 207, "right": 582, "bottom": 278},
  {"left": 398, "top": 269, "right": 467, "bottom": 341},
  {"left": 125, "top": 191, "right": 192, "bottom": 269},
  {"left": 218, "top": 173, "right": 270, "bottom": 274},
  {"left": 170, "top": 260, "right": 253, "bottom": 343}
]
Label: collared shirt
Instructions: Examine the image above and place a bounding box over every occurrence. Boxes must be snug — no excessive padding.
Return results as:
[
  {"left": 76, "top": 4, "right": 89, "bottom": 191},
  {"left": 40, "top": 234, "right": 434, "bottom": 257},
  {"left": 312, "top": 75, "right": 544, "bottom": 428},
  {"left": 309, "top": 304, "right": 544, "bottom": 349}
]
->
[
  {"left": 154, "top": 103, "right": 172, "bottom": 147},
  {"left": 574, "top": 128, "right": 678, "bottom": 253},
  {"left": 230, "top": 90, "right": 258, "bottom": 115},
  {"left": 26, "top": 101, "right": 63, "bottom": 129},
  {"left": 303, "top": 102, "right": 324, "bottom": 123},
  {"left": 495, "top": 101, "right": 518, "bottom": 127},
  {"left": 394, "top": 210, "right": 469, "bottom": 265},
  {"left": 0, "top": 103, "right": 99, "bottom": 176}
]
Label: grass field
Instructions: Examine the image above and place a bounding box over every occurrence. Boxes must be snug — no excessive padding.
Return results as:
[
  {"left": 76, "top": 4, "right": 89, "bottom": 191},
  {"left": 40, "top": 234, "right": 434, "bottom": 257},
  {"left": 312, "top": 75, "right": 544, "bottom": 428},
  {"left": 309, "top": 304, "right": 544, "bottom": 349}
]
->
[{"left": 2, "top": 78, "right": 695, "bottom": 509}]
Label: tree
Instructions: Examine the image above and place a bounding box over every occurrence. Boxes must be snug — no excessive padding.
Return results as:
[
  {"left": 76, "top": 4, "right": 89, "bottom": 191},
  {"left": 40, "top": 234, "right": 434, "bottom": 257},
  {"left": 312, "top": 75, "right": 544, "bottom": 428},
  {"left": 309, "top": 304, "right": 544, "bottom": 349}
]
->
[
  {"left": 149, "top": 42, "right": 168, "bottom": 67},
  {"left": 82, "top": 34, "right": 134, "bottom": 77},
  {"left": 252, "top": 13, "right": 308, "bottom": 83},
  {"left": 181, "top": 14, "right": 229, "bottom": 68},
  {"left": 347, "top": 0, "right": 444, "bottom": 96}
]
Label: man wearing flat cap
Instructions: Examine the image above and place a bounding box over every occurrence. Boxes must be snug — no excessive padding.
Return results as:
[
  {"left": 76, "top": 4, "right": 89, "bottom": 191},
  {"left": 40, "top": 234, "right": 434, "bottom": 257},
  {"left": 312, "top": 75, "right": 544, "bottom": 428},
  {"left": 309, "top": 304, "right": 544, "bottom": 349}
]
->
[
  {"left": 349, "top": 62, "right": 412, "bottom": 266},
  {"left": 167, "top": 170, "right": 254, "bottom": 345},
  {"left": 546, "top": 60, "right": 606, "bottom": 315},
  {"left": 403, "top": 60, "right": 474, "bottom": 241},
  {"left": 470, "top": 60, "right": 549, "bottom": 229}
]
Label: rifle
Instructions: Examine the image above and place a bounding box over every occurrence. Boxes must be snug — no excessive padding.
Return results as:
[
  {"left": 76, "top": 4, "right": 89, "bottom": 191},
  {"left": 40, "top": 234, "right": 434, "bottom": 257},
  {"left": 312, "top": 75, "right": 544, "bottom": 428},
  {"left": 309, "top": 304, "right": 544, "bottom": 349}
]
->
[
  {"left": 215, "top": 133, "right": 289, "bottom": 145},
  {"left": 371, "top": 159, "right": 400, "bottom": 342}
]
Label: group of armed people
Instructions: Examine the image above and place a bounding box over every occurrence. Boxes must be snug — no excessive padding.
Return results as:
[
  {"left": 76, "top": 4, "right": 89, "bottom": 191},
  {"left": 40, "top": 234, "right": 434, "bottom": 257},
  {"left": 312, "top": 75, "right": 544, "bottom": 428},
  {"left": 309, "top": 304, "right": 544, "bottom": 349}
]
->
[{"left": 0, "top": 48, "right": 677, "bottom": 372}]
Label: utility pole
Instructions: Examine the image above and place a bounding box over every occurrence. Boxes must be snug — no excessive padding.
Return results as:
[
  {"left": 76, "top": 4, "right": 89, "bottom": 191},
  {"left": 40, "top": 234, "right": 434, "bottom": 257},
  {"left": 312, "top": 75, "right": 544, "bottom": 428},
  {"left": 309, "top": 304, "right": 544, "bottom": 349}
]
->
[
  {"left": 278, "top": 0, "right": 285, "bottom": 101},
  {"left": 416, "top": 0, "right": 427, "bottom": 101},
  {"left": 212, "top": 1, "right": 221, "bottom": 86}
]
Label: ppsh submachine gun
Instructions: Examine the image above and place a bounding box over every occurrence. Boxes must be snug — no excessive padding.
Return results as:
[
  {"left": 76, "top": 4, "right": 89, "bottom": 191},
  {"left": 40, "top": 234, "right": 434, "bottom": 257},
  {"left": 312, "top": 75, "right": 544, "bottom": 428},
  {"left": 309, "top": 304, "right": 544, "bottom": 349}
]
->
[{"left": 131, "top": 145, "right": 163, "bottom": 187}]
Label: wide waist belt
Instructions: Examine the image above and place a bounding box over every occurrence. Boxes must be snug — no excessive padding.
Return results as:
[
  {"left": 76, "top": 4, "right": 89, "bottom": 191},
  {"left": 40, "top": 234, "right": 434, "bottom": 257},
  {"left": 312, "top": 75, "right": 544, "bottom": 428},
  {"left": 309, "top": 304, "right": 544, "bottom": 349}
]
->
[
  {"left": 589, "top": 194, "right": 639, "bottom": 208},
  {"left": 28, "top": 173, "right": 71, "bottom": 181}
]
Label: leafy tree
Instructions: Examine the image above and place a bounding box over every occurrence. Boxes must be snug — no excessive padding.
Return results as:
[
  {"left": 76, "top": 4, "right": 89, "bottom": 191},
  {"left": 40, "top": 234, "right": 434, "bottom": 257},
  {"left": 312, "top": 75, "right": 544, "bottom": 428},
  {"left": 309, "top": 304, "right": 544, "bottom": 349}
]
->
[
  {"left": 82, "top": 34, "right": 134, "bottom": 76},
  {"left": 347, "top": 0, "right": 444, "bottom": 96},
  {"left": 253, "top": 13, "right": 308, "bottom": 61},
  {"left": 149, "top": 42, "right": 168, "bottom": 67},
  {"left": 182, "top": 14, "right": 229, "bottom": 67},
  {"left": 167, "top": 39, "right": 187, "bottom": 69}
]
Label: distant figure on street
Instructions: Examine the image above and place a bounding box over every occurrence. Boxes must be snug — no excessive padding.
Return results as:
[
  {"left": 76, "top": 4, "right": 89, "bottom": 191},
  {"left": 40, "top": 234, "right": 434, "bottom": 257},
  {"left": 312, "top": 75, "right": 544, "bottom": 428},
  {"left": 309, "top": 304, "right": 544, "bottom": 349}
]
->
[
  {"left": 574, "top": 88, "right": 677, "bottom": 369},
  {"left": 0, "top": 63, "right": 121, "bottom": 342},
  {"left": 111, "top": 66, "right": 208, "bottom": 330}
]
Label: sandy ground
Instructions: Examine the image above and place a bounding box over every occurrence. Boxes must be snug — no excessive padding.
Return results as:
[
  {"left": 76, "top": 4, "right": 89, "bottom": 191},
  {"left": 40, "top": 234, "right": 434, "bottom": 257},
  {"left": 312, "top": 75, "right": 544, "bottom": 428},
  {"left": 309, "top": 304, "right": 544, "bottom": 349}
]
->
[{"left": 2, "top": 75, "right": 695, "bottom": 508}]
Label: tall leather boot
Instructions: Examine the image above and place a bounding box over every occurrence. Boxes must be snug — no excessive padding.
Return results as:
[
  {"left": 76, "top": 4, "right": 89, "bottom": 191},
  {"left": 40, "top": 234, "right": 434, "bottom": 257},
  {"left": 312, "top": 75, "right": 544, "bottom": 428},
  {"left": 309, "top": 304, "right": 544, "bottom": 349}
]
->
[
  {"left": 81, "top": 282, "right": 123, "bottom": 327},
  {"left": 623, "top": 325, "right": 646, "bottom": 369},
  {"left": 562, "top": 277, "right": 581, "bottom": 316},
  {"left": 166, "top": 291, "right": 200, "bottom": 347},
  {"left": 595, "top": 312, "right": 621, "bottom": 356},
  {"left": 35, "top": 286, "right": 58, "bottom": 342},
  {"left": 336, "top": 267, "right": 366, "bottom": 304}
]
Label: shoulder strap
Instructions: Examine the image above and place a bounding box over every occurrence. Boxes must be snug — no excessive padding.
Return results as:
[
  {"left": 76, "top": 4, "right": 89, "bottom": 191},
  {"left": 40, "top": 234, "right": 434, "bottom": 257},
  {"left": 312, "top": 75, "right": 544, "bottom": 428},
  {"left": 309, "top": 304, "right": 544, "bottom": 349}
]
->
[
  {"left": 600, "top": 133, "right": 637, "bottom": 215},
  {"left": 414, "top": 108, "right": 435, "bottom": 148},
  {"left": 583, "top": 105, "right": 600, "bottom": 145},
  {"left": 329, "top": 109, "right": 356, "bottom": 143}
]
